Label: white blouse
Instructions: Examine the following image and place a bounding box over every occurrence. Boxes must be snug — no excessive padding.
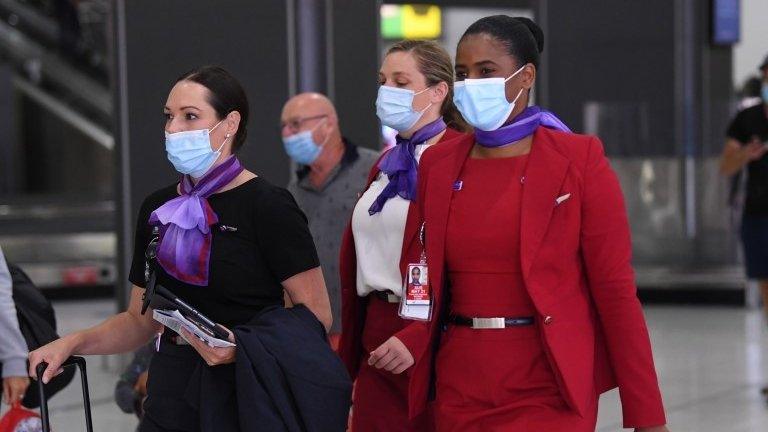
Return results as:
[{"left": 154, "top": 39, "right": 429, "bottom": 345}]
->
[{"left": 352, "top": 143, "right": 431, "bottom": 297}]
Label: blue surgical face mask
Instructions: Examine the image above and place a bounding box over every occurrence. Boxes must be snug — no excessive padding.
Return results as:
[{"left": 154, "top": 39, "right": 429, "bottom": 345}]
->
[
  {"left": 282, "top": 118, "right": 328, "bottom": 165},
  {"left": 376, "top": 85, "right": 433, "bottom": 132},
  {"left": 453, "top": 65, "right": 526, "bottom": 131},
  {"left": 165, "top": 120, "right": 228, "bottom": 178}
]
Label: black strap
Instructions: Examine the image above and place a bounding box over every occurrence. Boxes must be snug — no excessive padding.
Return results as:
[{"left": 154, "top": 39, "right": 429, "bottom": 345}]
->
[
  {"left": 144, "top": 226, "right": 160, "bottom": 283},
  {"left": 371, "top": 290, "right": 399, "bottom": 302},
  {"left": 141, "top": 226, "right": 161, "bottom": 315}
]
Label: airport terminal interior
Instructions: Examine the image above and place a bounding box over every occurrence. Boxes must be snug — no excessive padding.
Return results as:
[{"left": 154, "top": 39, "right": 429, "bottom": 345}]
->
[{"left": 0, "top": 0, "right": 767, "bottom": 431}]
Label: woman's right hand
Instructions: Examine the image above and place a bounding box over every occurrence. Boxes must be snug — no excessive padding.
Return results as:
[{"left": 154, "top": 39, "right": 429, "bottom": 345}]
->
[
  {"left": 744, "top": 139, "right": 768, "bottom": 161},
  {"left": 28, "top": 335, "right": 80, "bottom": 384}
]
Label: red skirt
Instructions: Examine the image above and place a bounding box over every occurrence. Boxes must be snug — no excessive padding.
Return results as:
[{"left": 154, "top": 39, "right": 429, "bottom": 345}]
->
[
  {"left": 351, "top": 295, "right": 431, "bottom": 432},
  {"left": 434, "top": 324, "right": 597, "bottom": 432}
]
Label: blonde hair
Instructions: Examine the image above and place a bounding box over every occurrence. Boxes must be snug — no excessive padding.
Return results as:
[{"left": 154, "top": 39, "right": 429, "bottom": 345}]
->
[{"left": 386, "top": 40, "right": 470, "bottom": 133}]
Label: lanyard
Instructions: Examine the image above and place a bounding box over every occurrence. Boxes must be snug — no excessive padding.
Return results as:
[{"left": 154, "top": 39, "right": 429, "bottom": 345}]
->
[{"left": 418, "top": 222, "right": 427, "bottom": 264}]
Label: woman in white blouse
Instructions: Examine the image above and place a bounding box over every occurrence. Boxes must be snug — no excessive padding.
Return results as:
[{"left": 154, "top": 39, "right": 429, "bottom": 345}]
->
[{"left": 337, "top": 40, "right": 468, "bottom": 431}]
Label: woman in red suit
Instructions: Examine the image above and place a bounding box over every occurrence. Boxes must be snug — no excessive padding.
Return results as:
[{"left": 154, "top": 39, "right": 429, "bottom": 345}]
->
[
  {"left": 408, "top": 16, "right": 670, "bottom": 432},
  {"left": 338, "top": 40, "right": 467, "bottom": 431}
]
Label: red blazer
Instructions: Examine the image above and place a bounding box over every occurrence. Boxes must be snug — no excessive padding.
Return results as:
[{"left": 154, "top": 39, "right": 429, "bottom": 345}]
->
[
  {"left": 338, "top": 128, "right": 464, "bottom": 380},
  {"left": 409, "top": 128, "right": 667, "bottom": 428}
]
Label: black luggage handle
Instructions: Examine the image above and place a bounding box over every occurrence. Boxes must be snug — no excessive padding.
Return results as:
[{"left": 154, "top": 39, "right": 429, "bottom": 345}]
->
[{"left": 36, "top": 356, "right": 93, "bottom": 432}]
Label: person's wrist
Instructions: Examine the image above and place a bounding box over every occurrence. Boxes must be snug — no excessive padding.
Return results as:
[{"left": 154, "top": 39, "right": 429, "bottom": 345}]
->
[{"left": 65, "top": 332, "right": 86, "bottom": 354}]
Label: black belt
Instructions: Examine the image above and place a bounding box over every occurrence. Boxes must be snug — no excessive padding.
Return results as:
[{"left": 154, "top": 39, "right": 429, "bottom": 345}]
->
[
  {"left": 447, "top": 315, "right": 535, "bottom": 329},
  {"left": 372, "top": 290, "right": 400, "bottom": 303}
]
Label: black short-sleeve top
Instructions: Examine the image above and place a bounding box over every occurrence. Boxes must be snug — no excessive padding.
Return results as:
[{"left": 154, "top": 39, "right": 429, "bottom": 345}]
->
[
  {"left": 726, "top": 104, "right": 768, "bottom": 216},
  {"left": 129, "top": 177, "right": 320, "bottom": 328}
]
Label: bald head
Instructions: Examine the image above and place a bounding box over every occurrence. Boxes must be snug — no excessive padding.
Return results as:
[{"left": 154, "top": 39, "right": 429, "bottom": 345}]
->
[
  {"left": 280, "top": 92, "right": 341, "bottom": 140},
  {"left": 282, "top": 92, "right": 337, "bottom": 120}
]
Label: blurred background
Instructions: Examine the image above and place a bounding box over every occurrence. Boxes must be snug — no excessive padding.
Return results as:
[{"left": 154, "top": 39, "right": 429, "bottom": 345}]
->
[{"left": 0, "top": 1, "right": 766, "bottom": 431}]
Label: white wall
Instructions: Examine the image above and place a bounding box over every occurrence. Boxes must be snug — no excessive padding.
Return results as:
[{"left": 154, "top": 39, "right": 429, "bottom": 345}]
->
[{"left": 733, "top": 0, "right": 768, "bottom": 88}]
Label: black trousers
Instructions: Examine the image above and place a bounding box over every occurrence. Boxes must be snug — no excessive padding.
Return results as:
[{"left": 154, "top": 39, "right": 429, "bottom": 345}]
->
[{"left": 138, "top": 337, "right": 237, "bottom": 432}]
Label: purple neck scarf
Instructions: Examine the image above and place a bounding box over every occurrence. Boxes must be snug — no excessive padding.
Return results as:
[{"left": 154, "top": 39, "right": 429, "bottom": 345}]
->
[
  {"left": 149, "top": 156, "right": 244, "bottom": 286},
  {"left": 475, "top": 106, "right": 570, "bottom": 147},
  {"left": 368, "top": 118, "right": 447, "bottom": 215}
]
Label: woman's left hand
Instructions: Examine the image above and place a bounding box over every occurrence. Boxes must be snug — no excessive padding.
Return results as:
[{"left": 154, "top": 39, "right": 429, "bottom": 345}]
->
[
  {"left": 635, "top": 426, "right": 670, "bottom": 432},
  {"left": 181, "top": 326, "right": 236, "bottom": 366}
]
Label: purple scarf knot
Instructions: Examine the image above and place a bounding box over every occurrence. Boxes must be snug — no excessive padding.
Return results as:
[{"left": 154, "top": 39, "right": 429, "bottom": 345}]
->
[
  {"left": 149, "top": 156, "right": 244, "bottom": 286},
  {"left": 368, "top": 118, "right": 447, "bottom": 215},
  {"left": 475, "top": 106, "right": 570, "bottom": 147}
]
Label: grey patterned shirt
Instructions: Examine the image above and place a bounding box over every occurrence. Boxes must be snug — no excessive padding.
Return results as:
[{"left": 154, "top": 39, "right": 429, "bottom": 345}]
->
[{"left": 287, "top": 139, "right": 380, "bottom": 334}]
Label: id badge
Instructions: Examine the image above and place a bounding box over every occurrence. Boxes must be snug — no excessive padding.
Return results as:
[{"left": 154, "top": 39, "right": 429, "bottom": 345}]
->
[{"left": 399, "top": 262, "right": 433, "bottom": 321}]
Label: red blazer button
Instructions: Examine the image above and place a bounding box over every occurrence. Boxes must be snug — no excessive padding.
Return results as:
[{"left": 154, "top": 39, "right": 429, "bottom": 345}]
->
[{"left": 543, "top": 316, "right": 553, "bottom": 325}]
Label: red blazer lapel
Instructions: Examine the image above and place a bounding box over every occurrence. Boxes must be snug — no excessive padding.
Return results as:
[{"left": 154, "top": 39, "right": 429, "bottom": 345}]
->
[
  {"left": 520, "top": 129, "right": 571, "bottom": 281},
  {"left": 400, "top": 128, "right": 466, "bottom": 272},
  {"left": 422, "top": 136, "right": 474, "bottom": 306},
  {"left": 400, "top": 201, "right": 424, "bottom": 279}
]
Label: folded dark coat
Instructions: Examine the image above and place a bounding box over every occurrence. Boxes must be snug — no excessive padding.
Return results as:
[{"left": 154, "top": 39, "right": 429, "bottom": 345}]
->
[{"left": 186, "top": 304, "right": 352, "bottom": 432}]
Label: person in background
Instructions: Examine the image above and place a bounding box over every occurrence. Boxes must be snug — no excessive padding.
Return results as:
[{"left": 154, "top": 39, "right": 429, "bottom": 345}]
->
[
  {"left": 338, "top": 39, "right": 469, "bottom": 431},
  {"left": 282, "top": 93, "right": 379, "bottom": 348},
  {"left": 720, "top": 52, "right": 768, "bottom": 399},
  {"left": 0, "top": 246, "right": 30, "bottom": 407},
  {"left": 738, "top": 76, "right": 764, "bottom": 110},
  {"left": 114, "top": 342, "right": 155, "bottom": 423}
]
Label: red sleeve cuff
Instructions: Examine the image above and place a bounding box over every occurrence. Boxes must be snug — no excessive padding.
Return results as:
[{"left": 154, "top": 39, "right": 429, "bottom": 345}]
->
[{"left": 394, "top": 321, "right": 429, "bottom": 367}]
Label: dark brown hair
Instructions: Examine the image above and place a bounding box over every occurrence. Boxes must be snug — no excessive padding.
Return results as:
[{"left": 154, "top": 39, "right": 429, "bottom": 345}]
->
[
  {"left": 177, "top": 65, "right": 250, "bottom": 151},
  {"left": 461, "top": 16, "right": 544, "bottom": 69}
]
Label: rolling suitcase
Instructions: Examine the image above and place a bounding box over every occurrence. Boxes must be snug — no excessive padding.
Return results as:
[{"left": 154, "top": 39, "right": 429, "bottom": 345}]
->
[{"left": 35, "top": 356, "right": 93, "bottom": 432}]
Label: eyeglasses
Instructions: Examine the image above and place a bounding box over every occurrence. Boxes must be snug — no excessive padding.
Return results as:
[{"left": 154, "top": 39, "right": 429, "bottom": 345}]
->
[{"left": 280, "top": 114, "right": 328, "bottom": 134}]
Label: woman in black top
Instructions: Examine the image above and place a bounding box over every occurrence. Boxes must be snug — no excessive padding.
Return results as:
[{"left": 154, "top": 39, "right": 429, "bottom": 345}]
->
[{"left": 27, "top": 66, "right": 332, "bottom": 431}]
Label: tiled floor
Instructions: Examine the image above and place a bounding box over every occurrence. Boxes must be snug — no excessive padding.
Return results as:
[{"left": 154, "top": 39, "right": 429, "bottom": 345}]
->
[{"left": 2, "top": 300, "right": 767, "bottom": 431}]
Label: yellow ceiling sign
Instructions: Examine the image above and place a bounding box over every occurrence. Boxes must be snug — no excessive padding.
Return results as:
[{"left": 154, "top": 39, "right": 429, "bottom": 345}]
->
[{"left": 381, "top": 4, "right": 441, "bottom": 40}]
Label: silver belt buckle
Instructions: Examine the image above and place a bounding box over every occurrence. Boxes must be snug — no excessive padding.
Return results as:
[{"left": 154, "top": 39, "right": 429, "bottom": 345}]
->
[
  {"left": 387, "top": 294, "right": 400, "bottom": 303},
  {"left": 471, "top": 317, "right": 506, "bottom": 329}
]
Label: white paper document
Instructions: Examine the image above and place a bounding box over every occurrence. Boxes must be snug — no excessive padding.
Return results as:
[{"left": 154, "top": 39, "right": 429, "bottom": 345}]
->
[
  {"left": 399, "top": 301, "right": 431, "bottom": 321},
  {"left": 153, "top": 309, "right": 235, "bottom": 348}
]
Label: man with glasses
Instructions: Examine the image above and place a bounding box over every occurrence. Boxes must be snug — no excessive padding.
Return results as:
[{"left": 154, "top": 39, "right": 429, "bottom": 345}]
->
[{"left": 281, "top": 93, "right": 379, "bottom": 348}]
